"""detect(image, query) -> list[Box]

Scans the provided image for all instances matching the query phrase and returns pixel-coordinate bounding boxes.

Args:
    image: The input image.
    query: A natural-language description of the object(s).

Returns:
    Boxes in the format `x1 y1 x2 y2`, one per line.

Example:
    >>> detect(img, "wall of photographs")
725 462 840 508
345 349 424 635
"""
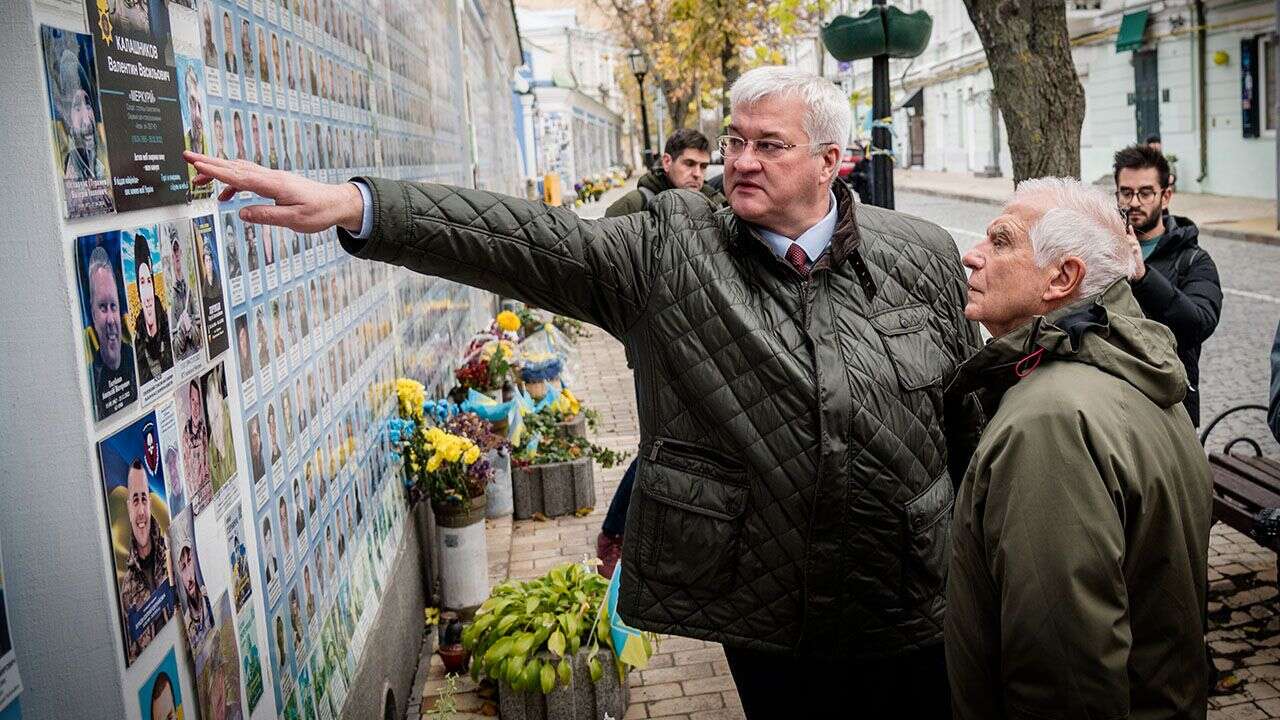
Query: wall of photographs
10 0 522 718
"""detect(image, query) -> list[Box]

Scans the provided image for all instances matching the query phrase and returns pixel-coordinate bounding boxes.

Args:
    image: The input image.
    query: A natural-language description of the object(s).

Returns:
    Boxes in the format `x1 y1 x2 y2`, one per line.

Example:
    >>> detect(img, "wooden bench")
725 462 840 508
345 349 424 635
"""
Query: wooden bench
1201 404 1280 571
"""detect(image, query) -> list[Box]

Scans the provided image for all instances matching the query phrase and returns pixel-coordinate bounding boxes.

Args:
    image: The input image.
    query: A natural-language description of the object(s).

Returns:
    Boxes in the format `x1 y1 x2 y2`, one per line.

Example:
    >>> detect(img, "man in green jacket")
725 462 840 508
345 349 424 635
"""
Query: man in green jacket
187 65 982 717
604 128 725 217
946 177 1212 720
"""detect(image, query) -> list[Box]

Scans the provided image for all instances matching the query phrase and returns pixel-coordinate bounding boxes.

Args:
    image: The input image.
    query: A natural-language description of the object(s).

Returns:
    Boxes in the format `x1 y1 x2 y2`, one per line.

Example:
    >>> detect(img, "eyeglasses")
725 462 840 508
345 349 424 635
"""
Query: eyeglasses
717 135 835 160
1115 186 1164 203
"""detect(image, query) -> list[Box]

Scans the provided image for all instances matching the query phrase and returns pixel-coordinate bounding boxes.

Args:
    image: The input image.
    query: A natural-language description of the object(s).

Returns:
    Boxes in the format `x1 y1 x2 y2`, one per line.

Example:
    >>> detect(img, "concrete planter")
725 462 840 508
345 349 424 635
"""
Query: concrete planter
498 647 630 720
432 495 489 614
512 457 595 520
557 413 586 439
485 449 513 518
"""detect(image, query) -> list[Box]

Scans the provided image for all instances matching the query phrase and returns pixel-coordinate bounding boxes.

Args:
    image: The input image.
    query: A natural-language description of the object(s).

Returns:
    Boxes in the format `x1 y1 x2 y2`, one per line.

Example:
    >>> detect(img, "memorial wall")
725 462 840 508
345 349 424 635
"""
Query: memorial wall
0 0 521 717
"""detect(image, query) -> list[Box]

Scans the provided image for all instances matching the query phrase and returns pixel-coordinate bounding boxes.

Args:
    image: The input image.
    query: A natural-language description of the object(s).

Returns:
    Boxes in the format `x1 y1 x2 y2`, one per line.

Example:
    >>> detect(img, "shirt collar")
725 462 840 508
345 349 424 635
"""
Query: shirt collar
755 189 839 262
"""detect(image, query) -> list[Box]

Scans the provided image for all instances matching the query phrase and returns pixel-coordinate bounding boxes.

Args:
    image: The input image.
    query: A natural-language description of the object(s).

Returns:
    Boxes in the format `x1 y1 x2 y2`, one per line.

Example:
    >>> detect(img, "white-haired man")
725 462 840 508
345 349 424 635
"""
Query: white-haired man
945 178 1212 720
185 65 981 716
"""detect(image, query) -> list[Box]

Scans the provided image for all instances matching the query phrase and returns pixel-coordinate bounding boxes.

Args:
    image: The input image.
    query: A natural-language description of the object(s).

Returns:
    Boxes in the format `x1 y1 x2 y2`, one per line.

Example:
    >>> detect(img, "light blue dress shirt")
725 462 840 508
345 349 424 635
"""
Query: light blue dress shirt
352 183 839 261
754 189 838 264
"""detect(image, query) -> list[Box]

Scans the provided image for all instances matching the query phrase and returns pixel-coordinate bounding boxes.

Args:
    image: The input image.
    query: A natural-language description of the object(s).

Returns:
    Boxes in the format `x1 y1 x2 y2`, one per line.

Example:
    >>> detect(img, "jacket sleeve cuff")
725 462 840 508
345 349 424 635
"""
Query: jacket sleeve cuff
1130 265 1177 309
337 176 409 264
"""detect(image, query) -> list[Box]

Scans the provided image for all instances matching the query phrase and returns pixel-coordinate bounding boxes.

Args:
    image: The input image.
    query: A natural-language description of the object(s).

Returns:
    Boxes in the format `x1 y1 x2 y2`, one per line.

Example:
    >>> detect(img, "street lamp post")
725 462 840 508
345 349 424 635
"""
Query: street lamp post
627 49 654 169
870 0 895 209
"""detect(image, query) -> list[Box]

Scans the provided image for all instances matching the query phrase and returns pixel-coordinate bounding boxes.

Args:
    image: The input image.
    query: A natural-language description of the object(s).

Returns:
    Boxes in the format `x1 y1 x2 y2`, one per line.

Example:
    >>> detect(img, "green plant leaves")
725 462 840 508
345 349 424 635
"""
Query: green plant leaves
548 630 566 658
540 662 556 694
557 658 572 687
588 657 603 682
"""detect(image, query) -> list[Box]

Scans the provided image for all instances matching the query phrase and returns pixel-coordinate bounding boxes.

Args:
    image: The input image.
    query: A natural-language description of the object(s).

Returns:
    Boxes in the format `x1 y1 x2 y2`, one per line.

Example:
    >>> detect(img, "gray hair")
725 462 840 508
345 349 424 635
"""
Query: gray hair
88 245 115 283
1009 177 1135 297
728 66 851 156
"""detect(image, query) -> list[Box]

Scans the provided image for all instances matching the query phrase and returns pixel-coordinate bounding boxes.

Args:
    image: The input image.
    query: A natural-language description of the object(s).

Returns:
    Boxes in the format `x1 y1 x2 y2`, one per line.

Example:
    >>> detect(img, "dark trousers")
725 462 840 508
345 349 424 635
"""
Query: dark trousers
601 458 637 537
722 642 951 719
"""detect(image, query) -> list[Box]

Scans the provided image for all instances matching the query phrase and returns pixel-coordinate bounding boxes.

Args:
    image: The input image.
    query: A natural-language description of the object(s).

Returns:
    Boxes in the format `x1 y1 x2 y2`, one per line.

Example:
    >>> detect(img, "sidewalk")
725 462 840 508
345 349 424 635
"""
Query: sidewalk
894 168 1280 246
572 177 638 221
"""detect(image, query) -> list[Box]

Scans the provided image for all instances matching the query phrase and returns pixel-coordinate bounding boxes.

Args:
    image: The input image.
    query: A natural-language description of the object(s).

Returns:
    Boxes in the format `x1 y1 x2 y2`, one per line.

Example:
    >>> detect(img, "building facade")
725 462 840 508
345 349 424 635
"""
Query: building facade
786 0 1277 199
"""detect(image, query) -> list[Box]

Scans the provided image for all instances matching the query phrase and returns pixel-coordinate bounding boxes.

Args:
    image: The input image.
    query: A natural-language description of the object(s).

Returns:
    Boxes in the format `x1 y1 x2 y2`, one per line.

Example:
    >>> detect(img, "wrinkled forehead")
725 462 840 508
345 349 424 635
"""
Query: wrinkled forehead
992 197 1046 236
728 95 808 140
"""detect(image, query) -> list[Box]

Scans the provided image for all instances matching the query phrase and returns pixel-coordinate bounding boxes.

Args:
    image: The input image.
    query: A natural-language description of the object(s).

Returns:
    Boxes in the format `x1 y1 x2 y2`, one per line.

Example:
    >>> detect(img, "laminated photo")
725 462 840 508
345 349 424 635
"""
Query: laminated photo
175 54 213 199
192 214 229 358
248 412 268 507
160 219 205 370
236 609 265 712
156 402 188 516
194 593 244 720
260 514 281 605
122 226 176 405
224 509 253 612
137 647 183 720
40 26 114 218
203 362 239 503
75 231 138 421
176 374 213 515
97 411 175 666
234 312 256 406
169 507 215 650
222 212 245 307
0 534 21 712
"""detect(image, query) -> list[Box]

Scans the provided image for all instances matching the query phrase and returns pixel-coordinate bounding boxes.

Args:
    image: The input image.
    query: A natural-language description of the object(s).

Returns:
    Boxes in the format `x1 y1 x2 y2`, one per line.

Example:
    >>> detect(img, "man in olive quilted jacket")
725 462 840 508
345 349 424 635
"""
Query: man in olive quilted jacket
187 66 982 717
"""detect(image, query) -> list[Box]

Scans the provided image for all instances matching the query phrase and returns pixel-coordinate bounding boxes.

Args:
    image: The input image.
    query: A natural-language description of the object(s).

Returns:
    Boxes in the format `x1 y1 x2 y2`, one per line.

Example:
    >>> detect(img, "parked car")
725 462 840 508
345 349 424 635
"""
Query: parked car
838 143 866 180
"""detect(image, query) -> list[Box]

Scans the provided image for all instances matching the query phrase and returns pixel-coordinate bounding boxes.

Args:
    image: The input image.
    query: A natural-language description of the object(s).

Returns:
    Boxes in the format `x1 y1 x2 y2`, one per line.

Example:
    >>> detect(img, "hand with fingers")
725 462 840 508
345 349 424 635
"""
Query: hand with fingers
1123 222 1146 281
185 151 364 234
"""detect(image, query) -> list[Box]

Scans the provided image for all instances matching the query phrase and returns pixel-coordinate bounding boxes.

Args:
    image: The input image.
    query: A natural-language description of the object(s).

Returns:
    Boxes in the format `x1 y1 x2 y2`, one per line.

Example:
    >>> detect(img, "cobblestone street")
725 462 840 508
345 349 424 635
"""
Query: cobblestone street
416 189 1280 719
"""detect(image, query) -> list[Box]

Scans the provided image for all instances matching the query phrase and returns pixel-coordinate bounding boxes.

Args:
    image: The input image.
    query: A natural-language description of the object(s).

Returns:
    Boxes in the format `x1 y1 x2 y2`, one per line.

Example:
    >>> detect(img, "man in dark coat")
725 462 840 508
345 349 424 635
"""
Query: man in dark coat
1114 143 1222 425
604 128 725 217
186 65 982 718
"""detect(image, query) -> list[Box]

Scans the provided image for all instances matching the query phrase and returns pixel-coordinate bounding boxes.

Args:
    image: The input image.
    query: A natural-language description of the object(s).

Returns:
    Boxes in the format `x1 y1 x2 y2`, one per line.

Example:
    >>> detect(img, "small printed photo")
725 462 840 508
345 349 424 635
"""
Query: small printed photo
262 223 276 267
200 0 218 67
266 399 283 466
234 313 254 381
266 115 279 170
176 374 213 513
236 609 265 712
224 509 253 612
245 221 261 273
231 109 247 160
75 231 138 421
247 413 266 484
169 508 215 649
220 9 238 74
255 305 271 373
192 214 229 357
249 111 264 166
271 299 286 358
239 16 255 79
176 55 212 199
137 647 184 720
211 107 228 159
255 26 269 84
122 226 175 396
160 220 204 364
193 593 244 720
278 493 294 560
261 515 279 586
203 362 238 496
97 411 175 666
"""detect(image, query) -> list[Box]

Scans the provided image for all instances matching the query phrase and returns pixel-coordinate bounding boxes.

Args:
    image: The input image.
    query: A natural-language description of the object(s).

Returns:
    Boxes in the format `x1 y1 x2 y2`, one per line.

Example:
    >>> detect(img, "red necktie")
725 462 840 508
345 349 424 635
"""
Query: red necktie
785 242 809 276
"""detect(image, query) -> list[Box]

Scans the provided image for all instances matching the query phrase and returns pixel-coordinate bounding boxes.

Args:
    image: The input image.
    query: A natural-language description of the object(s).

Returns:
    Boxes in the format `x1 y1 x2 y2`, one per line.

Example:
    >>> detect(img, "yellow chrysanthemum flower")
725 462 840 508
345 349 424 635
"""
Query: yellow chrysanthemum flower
463 446 481 465
442 443 463 463
496 311 521 332
426 454 443 472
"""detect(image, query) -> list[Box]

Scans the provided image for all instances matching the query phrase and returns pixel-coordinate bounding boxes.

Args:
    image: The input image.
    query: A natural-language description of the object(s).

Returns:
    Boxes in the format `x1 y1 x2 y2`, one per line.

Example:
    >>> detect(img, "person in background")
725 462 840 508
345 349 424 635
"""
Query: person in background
1114 144 1222 425
604 128 725 216
946 177 1211 720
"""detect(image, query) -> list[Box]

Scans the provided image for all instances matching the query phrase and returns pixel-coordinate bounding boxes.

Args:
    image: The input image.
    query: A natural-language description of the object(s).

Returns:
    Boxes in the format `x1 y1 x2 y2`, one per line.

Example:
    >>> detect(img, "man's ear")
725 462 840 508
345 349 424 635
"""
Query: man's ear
819 145 841 184
1044 256 1086 303
661 153 674 173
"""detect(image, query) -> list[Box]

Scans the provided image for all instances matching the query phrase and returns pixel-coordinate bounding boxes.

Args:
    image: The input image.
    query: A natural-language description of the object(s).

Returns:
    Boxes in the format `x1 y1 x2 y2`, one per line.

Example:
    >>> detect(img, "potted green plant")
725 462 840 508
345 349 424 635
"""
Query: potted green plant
461 562 651 720
509 410 627 520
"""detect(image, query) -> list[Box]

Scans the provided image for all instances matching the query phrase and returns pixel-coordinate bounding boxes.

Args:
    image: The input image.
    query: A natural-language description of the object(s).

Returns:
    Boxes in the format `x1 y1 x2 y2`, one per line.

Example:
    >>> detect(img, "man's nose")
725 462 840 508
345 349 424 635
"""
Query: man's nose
962 249 983 271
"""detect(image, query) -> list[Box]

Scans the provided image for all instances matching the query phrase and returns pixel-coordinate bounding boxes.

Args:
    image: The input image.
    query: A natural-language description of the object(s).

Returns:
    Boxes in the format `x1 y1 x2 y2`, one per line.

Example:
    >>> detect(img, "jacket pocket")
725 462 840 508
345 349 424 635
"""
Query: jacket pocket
636 438 749 590
902 471 955 606
868 304 949 391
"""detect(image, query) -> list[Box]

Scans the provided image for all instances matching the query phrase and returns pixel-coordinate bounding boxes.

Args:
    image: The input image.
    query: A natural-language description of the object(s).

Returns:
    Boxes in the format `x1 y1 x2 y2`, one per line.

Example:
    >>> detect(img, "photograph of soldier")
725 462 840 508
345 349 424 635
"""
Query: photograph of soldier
255 306 271 372
178 376 212 504
193 214 229 356
235 313 253 381
161 220 204 363
211 109 227 160
97 410 175 666
256 26 269 84
282 385 297 449
40 27 113 218
169 508 215 649
278 495 293 559
303 563 315 621
263 223 276 268
250 112 263 166
176 58 212 199
288 587 303 648
124 228 175 393
245 222 261 275
304 459 317 518
270 32 282 90
137 648 184 720
76 232 138 420
221 10 237 74
105 0 156 45
232 110 246 161
281 118 293 171
224 510 252 611
239 17 254 80
272 300 286 358
273 613 287 673
247 413 266 484
297 286 310 340
261 517 278 585
204 363 237 496
200 0 217 67
292 476 307 538
266 399 283 465
193 593 244 720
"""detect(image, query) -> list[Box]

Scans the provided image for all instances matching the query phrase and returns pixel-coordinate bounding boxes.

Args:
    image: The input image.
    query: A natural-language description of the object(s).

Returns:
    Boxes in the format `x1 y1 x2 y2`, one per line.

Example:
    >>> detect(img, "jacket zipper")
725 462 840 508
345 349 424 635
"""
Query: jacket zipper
647 437 745 471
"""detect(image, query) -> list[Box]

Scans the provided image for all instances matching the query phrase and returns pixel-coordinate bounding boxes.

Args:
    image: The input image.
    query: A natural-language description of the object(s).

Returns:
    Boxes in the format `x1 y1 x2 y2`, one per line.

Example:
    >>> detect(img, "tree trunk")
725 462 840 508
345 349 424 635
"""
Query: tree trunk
962 0 1085 184
658 77 691 129
720 31 737 118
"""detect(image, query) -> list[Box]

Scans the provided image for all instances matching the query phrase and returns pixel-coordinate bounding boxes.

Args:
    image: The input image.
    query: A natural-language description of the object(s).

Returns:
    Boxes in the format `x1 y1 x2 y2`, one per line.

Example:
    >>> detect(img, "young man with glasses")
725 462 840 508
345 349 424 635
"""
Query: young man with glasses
1114 143 1222 425
184 65 981 717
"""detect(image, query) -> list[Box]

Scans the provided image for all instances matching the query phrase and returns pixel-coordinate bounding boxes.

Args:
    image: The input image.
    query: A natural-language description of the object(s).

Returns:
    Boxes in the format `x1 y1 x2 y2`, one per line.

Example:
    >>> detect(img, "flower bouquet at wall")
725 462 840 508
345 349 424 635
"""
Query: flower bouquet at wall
461 562 653 719
454 339 515 402
395 378 491 519
446 411 515 519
